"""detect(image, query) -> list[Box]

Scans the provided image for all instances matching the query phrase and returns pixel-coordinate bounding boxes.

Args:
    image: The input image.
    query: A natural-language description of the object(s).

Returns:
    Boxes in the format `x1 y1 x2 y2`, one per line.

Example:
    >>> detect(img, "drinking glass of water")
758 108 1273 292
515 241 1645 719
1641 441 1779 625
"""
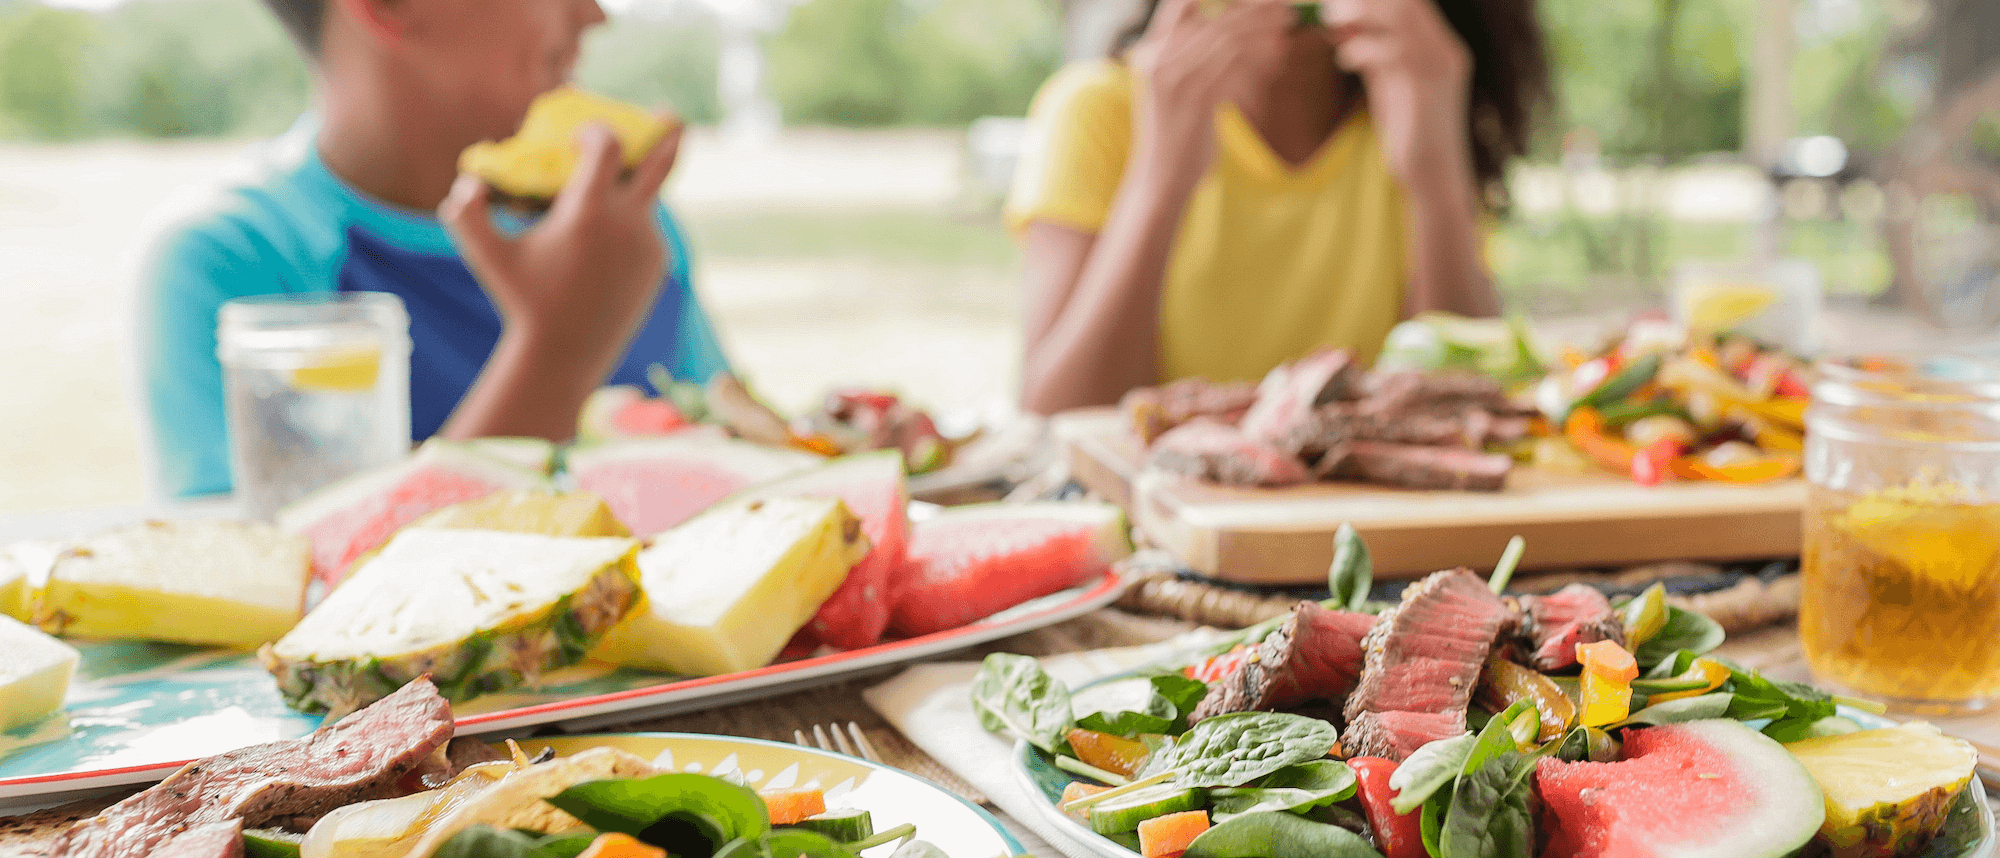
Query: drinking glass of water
217 292 411 520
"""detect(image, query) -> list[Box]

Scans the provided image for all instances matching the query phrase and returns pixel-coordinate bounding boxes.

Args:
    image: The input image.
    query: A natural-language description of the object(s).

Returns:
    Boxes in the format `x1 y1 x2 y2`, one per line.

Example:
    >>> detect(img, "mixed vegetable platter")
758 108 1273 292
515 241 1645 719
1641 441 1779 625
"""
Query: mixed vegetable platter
972 527 1989 858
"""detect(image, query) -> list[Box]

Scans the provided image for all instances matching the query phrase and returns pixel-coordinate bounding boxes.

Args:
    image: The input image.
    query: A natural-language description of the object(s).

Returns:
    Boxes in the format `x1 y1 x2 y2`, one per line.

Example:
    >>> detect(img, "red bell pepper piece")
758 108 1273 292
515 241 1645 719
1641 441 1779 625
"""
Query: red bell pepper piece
1349 756 1427 858
1631 437 1684 487
1182 646 1252 685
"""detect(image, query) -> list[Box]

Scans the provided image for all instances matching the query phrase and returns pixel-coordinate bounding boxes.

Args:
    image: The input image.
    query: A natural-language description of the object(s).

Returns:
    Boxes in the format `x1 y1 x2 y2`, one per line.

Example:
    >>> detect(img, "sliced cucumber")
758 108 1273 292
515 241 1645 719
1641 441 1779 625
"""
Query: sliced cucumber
1089 784 1206 835
788 809 874 842
242 828 304 858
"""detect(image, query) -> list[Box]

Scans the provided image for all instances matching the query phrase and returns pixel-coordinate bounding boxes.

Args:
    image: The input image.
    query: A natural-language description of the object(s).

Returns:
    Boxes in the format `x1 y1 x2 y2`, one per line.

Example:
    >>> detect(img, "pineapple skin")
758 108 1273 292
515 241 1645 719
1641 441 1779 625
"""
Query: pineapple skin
1790 724 1978 858
258 556 641 717
1817 781 1969 858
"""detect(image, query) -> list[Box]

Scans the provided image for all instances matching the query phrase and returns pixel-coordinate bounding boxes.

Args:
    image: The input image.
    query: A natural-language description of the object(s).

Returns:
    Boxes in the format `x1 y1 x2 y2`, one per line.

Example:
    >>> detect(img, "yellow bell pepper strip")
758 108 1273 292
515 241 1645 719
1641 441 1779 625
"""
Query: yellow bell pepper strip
1067 729 1152 780
1669 454 1801 483
1648 657 1733 703
1577 641 1639 726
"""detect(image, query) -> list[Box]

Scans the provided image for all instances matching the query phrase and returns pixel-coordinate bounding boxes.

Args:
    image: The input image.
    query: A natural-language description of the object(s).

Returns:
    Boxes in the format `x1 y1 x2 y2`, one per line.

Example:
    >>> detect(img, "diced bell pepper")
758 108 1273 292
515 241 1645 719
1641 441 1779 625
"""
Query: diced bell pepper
1067 729 1152 779
1580 669 1633 727
1649 657 1732 703
1577 640 1639 683
1476 659 1577 742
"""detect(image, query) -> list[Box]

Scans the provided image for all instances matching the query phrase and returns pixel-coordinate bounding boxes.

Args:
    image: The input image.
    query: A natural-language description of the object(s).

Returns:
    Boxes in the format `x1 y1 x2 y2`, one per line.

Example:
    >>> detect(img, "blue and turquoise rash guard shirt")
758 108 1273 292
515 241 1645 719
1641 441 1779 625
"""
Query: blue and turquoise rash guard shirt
142 125 730 498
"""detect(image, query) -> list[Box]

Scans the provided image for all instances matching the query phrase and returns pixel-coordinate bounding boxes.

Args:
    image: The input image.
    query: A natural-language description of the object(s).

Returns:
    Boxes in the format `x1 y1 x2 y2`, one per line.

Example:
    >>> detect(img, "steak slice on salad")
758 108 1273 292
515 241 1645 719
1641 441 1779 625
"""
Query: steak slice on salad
146 820 243 858
1343 569 1517 761
1514 583 1626 671
1190 601 1376 723
53 678 454 858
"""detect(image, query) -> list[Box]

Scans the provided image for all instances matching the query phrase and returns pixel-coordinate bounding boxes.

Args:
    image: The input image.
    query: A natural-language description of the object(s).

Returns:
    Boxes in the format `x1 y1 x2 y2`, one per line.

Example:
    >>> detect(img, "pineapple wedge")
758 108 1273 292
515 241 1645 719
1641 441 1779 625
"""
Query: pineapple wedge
591 497 869 677
1787 722 1979 858
408 490 631 538
459 86 675 203
29 520 309 647
0 615 79 731
261 530 642 717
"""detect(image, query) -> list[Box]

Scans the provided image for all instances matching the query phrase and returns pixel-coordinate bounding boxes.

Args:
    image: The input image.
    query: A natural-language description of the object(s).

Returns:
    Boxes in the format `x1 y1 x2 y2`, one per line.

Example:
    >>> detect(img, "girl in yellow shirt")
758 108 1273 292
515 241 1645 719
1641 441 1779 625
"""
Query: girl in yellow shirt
1007 0 1547 413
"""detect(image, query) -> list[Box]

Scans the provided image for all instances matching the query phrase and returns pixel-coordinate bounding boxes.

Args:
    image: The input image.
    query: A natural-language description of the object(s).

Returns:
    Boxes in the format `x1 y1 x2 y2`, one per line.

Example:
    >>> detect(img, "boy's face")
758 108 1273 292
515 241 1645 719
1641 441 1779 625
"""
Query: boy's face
395 0 607 142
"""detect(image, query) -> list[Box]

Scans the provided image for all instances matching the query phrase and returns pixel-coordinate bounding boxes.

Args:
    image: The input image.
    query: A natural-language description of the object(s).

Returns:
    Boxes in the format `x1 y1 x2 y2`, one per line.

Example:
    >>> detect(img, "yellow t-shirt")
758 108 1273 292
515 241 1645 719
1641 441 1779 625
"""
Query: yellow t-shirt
1006 60 1408 383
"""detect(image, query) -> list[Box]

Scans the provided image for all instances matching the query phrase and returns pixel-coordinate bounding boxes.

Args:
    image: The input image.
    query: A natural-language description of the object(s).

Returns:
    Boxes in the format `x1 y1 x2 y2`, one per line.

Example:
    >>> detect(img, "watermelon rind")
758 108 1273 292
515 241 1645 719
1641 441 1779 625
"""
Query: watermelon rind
275 439 553 534
463 437 559 475
1541 719 1825 858
564 435 826 536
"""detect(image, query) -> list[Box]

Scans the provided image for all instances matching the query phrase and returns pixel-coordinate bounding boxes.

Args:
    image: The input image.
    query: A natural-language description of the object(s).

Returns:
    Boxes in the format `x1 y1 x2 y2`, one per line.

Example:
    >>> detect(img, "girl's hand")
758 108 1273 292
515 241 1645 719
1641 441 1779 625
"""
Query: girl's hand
1324 0 1474 184
1129 0 1293 170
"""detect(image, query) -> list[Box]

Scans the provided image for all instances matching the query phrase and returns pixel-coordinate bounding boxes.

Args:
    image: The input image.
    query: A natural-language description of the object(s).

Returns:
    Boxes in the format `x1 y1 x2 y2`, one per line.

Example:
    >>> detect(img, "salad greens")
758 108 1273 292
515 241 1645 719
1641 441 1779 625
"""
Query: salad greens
427 771 942 858
1207 760 1357 819
970 653 1076 754
1183 811 1380 858
1139 712 1340 788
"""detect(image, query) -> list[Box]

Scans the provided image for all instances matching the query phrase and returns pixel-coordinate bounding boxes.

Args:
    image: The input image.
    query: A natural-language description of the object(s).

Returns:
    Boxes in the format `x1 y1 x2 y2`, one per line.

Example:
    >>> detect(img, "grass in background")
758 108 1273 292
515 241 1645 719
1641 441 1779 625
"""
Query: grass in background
683 208 1020 269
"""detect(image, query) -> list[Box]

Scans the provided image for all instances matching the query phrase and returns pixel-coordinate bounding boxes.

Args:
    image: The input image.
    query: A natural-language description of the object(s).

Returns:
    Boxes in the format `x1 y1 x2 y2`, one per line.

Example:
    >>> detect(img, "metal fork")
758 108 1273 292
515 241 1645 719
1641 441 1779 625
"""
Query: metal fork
794 721 990 805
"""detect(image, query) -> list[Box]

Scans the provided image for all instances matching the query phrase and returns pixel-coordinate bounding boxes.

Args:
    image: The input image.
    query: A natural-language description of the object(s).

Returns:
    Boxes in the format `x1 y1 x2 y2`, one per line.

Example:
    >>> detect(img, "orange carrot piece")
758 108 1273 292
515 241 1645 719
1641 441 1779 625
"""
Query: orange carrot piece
578 832 667 858
1576 640 1639 683
1137 810 1211 858
759 787 828 826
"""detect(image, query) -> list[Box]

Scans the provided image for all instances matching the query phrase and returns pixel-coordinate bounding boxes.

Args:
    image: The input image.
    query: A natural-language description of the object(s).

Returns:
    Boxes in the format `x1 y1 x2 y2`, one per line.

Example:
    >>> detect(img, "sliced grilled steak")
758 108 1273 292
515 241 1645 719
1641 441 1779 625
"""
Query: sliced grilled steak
53 678 454 858
1343 569 1516 761
1343 710 1468 761
1238 348 1359 447
1286 403 1521 457
1333 441 1513 491
1517 584 1626 671
148 820 242 858
1190 602 1376 722
1122 378 1259 446
1148 418 1311 487
1363 371 1511 413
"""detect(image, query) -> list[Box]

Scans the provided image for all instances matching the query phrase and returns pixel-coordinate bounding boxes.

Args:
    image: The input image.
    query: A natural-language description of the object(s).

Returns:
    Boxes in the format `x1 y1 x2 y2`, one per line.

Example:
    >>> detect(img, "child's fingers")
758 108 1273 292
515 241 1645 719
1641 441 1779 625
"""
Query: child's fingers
626 120 685 203
555 122 624 215
438 173 512 270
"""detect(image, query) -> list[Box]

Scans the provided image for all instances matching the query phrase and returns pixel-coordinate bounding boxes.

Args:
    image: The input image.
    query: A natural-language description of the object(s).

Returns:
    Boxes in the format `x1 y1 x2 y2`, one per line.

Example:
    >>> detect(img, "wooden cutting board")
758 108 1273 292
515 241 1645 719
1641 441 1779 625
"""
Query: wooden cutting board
1056 408 1806 584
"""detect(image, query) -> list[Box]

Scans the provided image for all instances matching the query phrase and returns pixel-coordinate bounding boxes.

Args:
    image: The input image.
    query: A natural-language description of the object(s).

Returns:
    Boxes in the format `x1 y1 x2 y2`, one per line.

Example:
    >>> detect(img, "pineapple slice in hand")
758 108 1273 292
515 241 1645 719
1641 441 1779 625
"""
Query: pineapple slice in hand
1787 723 1979 858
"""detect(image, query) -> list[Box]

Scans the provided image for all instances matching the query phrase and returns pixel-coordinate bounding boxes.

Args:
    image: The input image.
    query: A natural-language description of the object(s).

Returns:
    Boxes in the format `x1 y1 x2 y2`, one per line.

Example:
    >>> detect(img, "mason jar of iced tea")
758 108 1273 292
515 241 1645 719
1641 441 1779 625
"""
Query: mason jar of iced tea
1800 354 2000 714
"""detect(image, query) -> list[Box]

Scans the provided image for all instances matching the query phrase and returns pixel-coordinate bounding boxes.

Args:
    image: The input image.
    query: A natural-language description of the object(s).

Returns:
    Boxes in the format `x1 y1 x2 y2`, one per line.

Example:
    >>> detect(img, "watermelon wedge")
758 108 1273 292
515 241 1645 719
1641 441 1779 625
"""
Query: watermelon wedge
1537 719 1824 858
277 440 552 590
732 451 909 650
888 501 1131 638
566 436 823 538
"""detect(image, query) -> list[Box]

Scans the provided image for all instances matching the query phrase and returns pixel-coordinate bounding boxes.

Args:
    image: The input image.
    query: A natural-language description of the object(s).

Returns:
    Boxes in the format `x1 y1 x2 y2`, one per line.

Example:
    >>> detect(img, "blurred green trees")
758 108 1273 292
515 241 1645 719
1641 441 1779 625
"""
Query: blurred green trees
0 0 1922 156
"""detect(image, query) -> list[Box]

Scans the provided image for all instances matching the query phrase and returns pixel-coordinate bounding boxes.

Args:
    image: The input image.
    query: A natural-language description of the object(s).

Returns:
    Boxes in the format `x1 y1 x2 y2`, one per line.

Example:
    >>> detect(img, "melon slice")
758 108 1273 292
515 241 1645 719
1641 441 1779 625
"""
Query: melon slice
731 451 909 650
888 501 1131 638
578 384 692 442
30 520 310 648
1537 719 1825 858
566 436 823 538
0 615 79 731
589 496 869 676
278 440 553 590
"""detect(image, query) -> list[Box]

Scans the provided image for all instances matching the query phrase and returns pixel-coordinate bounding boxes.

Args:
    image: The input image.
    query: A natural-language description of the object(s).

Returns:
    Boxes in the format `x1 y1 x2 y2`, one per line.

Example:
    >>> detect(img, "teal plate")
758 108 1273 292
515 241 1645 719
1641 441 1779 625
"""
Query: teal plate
1009 693 1996 858
0 574 1124 809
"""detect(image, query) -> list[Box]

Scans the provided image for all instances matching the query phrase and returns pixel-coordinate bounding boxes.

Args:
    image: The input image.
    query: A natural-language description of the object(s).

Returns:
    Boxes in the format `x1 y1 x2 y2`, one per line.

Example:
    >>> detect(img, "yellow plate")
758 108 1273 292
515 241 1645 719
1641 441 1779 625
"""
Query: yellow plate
513 733 1021 858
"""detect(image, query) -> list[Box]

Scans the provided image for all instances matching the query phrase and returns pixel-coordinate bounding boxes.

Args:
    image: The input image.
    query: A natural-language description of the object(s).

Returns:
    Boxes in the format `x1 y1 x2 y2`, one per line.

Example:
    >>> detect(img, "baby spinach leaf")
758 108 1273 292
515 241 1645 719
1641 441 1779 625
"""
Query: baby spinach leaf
1077 710 1175 737
1151 674 1210 726
430 826 596 858
1388 733 1476 814
1632 607 1724 671
1722 666 1835 738
1464 701 1534 775
1208 760 1356 819
1614 692 1733 727
1329 523 1373 612
969 653 1076 754
1184 811 1383 858
1439 752 1539 858
546 773 769 846
1551 726 1619 763
1141 712 1339 788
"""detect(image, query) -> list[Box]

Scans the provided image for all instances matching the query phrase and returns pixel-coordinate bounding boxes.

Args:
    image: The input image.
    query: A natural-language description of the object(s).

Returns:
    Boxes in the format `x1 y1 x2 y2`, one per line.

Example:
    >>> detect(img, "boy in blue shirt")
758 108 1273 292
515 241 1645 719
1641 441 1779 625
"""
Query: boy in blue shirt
142 0 728 498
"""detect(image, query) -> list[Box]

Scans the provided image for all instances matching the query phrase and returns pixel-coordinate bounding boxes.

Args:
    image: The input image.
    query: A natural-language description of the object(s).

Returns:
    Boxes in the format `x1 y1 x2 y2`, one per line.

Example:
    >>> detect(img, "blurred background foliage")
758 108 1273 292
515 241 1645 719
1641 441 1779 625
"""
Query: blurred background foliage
0 0 1908 153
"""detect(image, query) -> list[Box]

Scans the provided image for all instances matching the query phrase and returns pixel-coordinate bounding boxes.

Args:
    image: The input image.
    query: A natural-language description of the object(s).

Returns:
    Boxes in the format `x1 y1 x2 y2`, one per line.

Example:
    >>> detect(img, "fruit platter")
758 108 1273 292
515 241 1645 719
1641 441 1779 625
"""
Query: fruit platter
0 433 1132 804
973 529 1994 858
5 677 1022 857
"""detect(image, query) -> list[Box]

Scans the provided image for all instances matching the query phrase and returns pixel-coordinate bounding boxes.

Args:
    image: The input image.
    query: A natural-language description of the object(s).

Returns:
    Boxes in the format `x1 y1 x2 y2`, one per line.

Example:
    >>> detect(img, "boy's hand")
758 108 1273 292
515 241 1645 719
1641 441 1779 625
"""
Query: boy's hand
440 118 685 359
